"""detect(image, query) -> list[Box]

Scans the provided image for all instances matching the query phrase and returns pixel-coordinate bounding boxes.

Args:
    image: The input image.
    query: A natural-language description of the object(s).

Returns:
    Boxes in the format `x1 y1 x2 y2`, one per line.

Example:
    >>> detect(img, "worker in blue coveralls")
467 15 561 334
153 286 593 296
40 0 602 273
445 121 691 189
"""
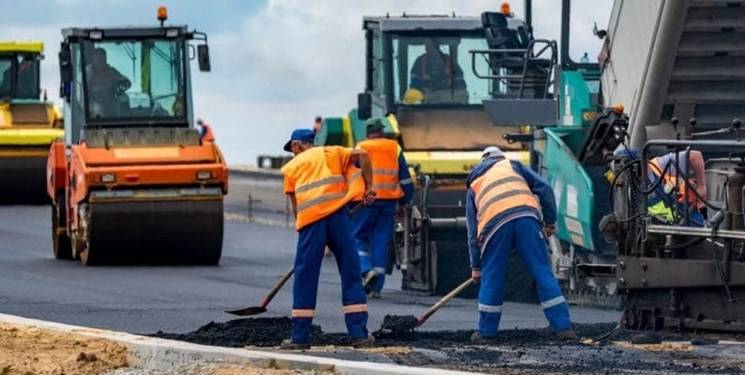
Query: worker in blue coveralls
280 128 376 349
466 146 576 342
353 118 414 298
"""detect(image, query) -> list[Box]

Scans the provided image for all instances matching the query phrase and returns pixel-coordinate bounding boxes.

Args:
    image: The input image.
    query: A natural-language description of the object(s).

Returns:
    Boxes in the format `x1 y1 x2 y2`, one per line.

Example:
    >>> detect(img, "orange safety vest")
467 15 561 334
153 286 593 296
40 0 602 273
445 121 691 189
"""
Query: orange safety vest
357 138 404 200
281 146 353 230
470 159 540 238
649 157 702 209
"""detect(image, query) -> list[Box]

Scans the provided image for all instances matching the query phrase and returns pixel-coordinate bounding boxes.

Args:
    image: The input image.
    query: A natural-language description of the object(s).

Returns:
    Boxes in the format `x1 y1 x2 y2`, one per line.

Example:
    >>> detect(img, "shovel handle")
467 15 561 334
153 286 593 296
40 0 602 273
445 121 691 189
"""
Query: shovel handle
418 278 475 326
261 267 295 308
349 202 365 215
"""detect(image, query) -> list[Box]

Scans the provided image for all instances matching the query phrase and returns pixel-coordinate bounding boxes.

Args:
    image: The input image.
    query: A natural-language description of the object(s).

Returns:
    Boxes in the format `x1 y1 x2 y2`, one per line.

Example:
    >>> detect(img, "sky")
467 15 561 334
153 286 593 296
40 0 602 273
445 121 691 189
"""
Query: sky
0 0 612 165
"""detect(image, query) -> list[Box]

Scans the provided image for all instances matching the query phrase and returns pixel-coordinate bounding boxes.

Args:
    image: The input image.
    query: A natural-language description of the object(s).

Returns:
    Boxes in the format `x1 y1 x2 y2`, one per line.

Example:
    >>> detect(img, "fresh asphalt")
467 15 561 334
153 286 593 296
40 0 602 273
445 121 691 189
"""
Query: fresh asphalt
0 175 619 335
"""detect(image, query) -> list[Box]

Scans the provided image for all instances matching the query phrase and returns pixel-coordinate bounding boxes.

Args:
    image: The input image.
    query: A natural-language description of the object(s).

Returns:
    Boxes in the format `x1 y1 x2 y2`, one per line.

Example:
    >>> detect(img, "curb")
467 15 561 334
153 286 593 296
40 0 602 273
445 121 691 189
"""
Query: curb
0 313 478 375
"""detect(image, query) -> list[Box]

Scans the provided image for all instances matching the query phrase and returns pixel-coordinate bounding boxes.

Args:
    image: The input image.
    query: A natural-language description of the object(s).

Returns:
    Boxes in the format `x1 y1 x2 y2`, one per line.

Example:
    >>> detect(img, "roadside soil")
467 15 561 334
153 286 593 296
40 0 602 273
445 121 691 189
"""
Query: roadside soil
0 322 128 375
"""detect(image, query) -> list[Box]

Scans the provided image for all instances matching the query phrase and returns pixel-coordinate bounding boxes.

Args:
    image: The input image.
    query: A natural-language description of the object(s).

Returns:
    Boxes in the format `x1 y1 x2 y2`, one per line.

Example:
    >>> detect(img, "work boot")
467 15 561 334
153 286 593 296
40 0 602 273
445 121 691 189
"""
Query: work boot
470 331 499 344
557 329 578 341
351 335 376 348
280 339 311 350
367 291 381 299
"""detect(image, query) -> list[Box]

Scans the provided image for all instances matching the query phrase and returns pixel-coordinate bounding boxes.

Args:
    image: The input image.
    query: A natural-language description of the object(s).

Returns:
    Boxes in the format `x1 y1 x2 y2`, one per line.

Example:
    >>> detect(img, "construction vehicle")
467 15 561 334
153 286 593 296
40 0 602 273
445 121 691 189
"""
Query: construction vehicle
514 0 745 331
316 5 559 296
47 7 228 265
0 41 63 201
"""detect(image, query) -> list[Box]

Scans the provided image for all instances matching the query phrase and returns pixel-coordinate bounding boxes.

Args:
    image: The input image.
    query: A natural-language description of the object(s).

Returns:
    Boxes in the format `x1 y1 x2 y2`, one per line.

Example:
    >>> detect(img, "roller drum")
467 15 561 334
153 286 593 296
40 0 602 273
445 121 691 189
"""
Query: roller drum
80 190 223 265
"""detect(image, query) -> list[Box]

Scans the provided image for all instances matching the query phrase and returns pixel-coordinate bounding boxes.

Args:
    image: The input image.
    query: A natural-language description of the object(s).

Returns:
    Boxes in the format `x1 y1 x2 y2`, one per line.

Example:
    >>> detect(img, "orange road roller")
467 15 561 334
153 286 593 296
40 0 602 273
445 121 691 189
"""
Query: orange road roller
47 8 228 265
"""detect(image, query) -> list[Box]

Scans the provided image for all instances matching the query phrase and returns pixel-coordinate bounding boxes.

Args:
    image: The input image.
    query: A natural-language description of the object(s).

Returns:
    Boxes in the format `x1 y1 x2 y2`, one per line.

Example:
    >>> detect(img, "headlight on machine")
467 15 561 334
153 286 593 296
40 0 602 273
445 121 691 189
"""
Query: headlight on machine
196 171 212 180
100 173 116 183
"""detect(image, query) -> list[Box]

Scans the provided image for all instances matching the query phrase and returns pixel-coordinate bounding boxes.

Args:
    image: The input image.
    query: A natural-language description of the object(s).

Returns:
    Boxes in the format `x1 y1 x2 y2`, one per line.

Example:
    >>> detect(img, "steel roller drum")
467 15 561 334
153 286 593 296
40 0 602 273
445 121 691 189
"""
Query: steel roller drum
0 156 48 203
82 188 224 265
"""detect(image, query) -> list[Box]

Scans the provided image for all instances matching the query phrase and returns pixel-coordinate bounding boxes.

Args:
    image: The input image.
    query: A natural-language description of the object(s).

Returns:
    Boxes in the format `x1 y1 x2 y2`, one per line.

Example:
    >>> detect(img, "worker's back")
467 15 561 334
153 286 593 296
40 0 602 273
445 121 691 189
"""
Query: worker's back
282 146 352 229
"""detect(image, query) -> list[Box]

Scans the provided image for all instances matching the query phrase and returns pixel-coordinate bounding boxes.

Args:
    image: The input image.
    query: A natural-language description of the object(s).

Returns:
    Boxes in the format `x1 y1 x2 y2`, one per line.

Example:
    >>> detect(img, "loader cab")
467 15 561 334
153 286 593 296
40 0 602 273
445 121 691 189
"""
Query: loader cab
58 25 210 145
0 42 42 101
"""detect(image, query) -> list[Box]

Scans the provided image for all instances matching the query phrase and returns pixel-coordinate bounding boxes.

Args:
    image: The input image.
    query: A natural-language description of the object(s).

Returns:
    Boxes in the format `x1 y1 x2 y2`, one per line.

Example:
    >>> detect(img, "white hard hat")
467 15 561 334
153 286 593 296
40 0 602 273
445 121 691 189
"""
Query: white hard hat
482 146 504 159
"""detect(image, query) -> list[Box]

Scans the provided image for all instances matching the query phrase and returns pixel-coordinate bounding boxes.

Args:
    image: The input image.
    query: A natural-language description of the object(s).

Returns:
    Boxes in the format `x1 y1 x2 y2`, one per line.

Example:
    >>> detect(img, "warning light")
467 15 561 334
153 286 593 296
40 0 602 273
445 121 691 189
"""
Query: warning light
157 6 168 23
613 103 625 115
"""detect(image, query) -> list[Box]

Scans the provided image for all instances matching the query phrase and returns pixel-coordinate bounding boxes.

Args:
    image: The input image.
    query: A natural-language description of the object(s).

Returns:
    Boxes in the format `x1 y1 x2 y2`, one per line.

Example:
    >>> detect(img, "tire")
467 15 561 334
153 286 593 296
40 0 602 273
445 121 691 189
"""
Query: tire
51 194 73 260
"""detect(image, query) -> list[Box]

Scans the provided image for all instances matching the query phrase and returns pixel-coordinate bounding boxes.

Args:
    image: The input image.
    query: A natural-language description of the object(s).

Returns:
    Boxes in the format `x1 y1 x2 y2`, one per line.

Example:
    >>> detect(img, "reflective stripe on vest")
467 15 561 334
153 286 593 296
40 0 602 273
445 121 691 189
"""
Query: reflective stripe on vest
471 159 539 238
281 147 352 230
358 138 403 200
345 167 364 202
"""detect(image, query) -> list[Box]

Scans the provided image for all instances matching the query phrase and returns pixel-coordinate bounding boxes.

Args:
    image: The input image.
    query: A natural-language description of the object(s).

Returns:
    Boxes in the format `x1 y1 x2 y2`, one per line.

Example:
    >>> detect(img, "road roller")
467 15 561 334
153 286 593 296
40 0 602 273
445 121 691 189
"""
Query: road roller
47 7 228 265
0 41 63 202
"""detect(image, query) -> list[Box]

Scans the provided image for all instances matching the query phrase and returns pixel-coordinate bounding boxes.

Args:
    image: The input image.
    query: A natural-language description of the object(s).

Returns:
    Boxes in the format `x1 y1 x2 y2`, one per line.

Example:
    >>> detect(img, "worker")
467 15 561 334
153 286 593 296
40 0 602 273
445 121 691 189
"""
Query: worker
352 118 414 298
647 150 707 226
409 39 467 103
280 128 376 349
313 116 323 134
614 147 707 226
467 146 575 343
86 48 131 117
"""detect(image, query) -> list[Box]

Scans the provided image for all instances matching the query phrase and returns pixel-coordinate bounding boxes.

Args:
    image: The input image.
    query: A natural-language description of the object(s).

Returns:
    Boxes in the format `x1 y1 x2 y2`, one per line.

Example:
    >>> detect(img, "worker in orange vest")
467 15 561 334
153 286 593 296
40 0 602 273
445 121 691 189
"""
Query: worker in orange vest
352 118 413 298
280 128 376 349
467 146 575 343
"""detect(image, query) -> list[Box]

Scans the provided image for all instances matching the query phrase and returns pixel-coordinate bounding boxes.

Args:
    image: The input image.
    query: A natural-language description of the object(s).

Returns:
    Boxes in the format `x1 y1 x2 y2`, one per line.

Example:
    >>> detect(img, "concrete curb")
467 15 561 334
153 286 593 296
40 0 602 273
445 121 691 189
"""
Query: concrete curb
229 165 282 180
0 313 478 375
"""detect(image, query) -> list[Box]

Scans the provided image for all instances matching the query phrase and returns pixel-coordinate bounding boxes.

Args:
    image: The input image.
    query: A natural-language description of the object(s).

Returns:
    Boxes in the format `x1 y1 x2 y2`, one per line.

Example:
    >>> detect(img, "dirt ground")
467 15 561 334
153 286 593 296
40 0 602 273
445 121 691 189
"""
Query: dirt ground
0 322 128 375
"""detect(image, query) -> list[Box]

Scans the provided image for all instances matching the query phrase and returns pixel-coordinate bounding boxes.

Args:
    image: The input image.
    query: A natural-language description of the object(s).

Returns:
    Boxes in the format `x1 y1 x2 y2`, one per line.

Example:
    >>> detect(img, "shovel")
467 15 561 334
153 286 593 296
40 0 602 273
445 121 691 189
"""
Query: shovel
226 267 294 316
382 278 475 332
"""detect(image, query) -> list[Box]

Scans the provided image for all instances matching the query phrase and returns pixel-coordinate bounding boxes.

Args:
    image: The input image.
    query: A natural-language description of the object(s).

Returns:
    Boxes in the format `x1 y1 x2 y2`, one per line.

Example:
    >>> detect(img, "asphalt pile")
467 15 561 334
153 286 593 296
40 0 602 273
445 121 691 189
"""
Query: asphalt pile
154 317 321 347
153 317 617 348
152 318 745 374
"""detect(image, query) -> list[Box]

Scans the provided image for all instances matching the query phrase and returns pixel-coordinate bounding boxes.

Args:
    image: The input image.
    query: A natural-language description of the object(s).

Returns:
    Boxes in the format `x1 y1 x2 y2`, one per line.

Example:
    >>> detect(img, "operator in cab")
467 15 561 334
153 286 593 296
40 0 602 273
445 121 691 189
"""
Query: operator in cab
647 150 707 226
86 48 131 117
279 128 376 350
352 118 414 299
409 39 467 104
466 146 575 343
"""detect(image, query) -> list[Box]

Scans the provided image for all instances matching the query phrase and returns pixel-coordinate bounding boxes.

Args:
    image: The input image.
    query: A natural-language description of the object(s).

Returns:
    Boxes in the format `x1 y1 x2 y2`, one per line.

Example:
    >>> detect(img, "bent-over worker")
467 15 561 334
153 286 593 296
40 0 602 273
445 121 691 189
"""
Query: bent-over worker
280 128 376 349
466 146 575 342
352 118 414 298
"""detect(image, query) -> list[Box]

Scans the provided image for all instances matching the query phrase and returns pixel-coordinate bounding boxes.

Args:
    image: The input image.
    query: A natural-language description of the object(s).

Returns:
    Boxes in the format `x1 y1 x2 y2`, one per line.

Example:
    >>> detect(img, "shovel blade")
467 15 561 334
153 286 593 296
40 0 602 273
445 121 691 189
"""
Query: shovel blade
381 315 419 332
225 306 267 316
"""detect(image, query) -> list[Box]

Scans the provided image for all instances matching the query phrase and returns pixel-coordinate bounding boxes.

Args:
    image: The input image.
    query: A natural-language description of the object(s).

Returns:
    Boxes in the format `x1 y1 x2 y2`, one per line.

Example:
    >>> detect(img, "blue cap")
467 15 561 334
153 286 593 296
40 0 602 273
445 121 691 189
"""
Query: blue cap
284 128 315 152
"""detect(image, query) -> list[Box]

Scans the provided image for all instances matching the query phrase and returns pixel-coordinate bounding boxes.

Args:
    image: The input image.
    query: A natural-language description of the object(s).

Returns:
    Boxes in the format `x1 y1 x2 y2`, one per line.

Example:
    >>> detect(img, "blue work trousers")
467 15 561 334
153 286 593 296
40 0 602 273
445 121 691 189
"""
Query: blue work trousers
478 217 571 337
292 207 368 343
351 200 396 292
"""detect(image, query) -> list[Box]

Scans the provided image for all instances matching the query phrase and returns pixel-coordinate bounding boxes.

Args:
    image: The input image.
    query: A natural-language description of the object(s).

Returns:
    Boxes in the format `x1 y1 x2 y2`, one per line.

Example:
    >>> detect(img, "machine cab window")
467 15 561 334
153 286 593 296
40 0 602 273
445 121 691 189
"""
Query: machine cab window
0 52 40 100
81 38 186 122
392 35 490 106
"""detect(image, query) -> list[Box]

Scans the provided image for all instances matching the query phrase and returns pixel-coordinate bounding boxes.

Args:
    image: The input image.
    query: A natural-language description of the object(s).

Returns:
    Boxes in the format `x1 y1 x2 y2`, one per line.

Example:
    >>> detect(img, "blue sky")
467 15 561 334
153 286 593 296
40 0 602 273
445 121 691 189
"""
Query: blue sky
1 0 611 164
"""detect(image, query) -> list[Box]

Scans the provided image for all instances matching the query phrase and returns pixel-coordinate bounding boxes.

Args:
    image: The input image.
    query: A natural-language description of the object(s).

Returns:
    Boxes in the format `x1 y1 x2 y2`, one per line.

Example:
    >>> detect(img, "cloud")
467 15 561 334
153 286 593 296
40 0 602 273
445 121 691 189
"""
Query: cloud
0 0 612 164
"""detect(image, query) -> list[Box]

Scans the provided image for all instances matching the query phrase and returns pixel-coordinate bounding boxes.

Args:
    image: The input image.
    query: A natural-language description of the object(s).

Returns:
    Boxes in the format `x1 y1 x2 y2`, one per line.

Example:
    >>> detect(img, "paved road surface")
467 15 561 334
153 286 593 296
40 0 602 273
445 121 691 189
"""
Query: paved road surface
0 175 618 335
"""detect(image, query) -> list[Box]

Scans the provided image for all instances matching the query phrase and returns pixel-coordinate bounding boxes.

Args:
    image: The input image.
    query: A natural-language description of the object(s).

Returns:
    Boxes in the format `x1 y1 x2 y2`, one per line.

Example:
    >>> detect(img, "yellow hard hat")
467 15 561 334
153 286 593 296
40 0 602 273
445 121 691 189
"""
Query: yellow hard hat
402 88 424 104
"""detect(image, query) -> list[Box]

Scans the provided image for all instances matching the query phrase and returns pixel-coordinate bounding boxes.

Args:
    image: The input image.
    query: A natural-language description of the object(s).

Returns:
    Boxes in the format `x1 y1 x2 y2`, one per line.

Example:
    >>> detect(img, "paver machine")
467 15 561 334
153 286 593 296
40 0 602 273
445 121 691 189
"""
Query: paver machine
47 7 228 265
508 0 745 330
0 41 63 201
317 4 563 297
